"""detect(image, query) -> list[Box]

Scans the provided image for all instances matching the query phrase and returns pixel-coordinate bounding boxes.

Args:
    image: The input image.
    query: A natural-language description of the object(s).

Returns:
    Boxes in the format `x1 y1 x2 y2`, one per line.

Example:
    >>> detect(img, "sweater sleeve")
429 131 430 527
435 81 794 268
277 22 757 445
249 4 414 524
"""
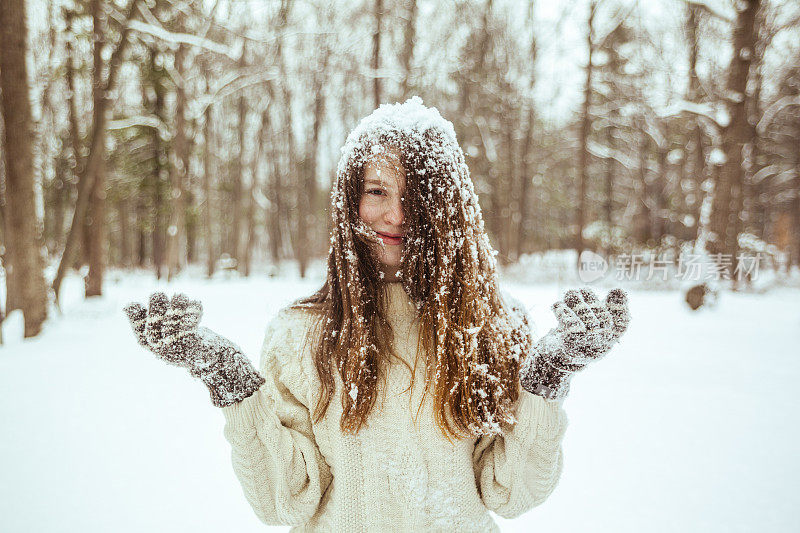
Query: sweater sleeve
472 391 568 519
221 309 332 526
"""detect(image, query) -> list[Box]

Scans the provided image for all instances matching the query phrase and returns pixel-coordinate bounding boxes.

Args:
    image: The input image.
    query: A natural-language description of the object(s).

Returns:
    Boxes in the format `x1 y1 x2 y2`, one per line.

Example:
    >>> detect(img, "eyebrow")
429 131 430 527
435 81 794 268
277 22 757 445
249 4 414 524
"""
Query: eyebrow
364 179 388 186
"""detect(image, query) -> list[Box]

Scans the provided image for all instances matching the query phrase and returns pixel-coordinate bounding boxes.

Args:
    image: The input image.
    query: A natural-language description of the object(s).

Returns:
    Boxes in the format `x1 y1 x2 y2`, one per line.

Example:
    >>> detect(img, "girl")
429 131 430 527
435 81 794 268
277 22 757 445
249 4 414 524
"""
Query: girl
124 97 630 532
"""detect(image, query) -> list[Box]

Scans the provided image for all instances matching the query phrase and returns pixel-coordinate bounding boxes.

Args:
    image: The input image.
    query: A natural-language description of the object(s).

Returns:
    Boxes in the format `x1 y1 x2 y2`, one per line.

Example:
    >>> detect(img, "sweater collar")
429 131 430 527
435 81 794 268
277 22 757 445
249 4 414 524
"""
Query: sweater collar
382 282 419 325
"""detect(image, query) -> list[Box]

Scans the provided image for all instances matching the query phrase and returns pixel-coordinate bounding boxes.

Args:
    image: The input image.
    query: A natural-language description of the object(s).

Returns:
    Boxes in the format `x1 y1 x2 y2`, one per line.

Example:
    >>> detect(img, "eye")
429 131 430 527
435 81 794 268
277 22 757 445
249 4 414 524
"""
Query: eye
366 188 386 196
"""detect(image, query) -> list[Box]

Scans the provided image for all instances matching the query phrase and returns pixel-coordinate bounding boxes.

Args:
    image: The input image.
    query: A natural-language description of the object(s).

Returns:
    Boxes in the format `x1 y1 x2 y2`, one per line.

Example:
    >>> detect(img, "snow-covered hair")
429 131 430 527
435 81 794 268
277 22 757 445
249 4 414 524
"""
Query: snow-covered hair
296 97 528 439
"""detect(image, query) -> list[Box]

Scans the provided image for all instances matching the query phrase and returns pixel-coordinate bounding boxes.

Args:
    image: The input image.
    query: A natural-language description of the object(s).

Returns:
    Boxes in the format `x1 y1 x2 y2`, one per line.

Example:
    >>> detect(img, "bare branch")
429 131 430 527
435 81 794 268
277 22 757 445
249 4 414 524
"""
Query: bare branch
681 0 735 23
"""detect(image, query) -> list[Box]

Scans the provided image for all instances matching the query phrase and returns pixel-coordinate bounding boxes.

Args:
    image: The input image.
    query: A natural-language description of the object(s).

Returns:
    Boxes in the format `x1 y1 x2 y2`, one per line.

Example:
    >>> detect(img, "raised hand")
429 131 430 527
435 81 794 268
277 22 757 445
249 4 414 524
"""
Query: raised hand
125 292 206 371
547 288 630 366
124 292 265 407
520 287 631 401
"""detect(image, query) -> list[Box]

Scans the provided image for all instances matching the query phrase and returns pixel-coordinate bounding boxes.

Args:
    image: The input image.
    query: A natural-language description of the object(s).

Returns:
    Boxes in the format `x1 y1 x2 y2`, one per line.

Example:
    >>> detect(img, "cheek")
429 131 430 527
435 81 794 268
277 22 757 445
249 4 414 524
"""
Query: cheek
359 197 378 223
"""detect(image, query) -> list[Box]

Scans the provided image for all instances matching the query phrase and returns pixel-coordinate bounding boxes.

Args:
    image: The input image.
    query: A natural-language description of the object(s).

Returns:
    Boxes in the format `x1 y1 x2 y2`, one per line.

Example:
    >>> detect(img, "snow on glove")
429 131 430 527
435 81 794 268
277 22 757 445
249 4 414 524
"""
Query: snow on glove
520 288 630 401
123 292 265 408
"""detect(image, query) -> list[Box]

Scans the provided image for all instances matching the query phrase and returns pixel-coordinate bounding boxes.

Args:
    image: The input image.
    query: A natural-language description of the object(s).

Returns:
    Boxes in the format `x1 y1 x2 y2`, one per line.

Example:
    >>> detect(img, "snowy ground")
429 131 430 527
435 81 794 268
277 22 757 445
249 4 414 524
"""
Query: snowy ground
1 268 798 532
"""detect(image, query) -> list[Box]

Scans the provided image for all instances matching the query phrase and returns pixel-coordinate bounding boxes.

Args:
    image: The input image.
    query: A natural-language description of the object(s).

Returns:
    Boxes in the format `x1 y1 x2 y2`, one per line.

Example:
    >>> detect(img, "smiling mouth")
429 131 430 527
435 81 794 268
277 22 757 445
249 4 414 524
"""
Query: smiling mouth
376 231 405 244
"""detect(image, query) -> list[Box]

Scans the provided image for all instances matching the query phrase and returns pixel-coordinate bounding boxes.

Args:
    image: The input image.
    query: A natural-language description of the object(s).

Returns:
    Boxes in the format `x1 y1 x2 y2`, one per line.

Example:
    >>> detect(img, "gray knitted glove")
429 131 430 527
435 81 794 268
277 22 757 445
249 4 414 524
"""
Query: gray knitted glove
123 292 265 408
520 288 630 401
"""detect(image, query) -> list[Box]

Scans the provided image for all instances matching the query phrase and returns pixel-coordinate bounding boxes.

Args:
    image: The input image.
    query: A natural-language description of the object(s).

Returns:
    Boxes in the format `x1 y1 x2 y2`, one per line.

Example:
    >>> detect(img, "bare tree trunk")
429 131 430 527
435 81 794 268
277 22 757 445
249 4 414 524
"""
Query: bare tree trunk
654 145 667 243
85 156 106 295
64 11 83 164
203 86 215 278
264 85 282 265
309 81 324 256
635 119 652 244
0 123 5 341
281 82 299 273
399 0 417 100
118 196 131 267
689 126 706 243
603 125 615 255
151 55 166 280
793 144 800 269
372 0 383 108
708 0 761 281
144 48 168 280
0 125 5 256
685 4 707 245
166 14 188 282
0 0 49 337
273 4 302 274
751 68 768 243
265 1 291 267
460 0 494 116
233 46 247 273
267 149 283 264
152 177 165 280
85 0 107 297
517 105 535 259
516 1 538 260
136 193 146 267
51 0 142 302
64 9 87 271
500 125 515 264
244 108 269 277
741 6 767 274
51 145 69 256
38 3 59 259
576 0 596 267
184 118 197 264
295 43 330 275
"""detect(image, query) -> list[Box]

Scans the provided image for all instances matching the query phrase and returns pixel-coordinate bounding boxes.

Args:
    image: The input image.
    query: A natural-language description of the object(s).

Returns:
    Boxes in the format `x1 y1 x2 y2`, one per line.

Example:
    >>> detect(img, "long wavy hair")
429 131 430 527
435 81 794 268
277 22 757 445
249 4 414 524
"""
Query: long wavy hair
294 97 530 441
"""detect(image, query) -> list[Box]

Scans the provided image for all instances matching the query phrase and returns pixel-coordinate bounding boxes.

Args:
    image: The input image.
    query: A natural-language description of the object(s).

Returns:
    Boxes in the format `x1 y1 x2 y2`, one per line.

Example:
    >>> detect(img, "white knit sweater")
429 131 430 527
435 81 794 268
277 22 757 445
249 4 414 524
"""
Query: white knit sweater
221 282 569 532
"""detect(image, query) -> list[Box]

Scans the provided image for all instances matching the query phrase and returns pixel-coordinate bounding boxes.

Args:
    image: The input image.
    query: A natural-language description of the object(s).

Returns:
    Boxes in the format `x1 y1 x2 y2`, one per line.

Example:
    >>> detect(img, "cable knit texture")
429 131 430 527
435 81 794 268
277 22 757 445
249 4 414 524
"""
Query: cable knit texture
221 282 569 532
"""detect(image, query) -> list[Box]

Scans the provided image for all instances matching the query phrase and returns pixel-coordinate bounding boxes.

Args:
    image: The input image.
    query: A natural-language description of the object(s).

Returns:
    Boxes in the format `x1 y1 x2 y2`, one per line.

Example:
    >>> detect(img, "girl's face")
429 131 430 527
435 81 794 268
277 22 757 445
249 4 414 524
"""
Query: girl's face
358 151 407 276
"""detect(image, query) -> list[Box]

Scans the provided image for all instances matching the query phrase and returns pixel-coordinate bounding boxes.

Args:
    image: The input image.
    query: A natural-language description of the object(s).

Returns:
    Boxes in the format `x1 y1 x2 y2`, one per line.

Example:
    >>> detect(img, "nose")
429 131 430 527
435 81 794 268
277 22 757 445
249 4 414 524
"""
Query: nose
385 197 404 227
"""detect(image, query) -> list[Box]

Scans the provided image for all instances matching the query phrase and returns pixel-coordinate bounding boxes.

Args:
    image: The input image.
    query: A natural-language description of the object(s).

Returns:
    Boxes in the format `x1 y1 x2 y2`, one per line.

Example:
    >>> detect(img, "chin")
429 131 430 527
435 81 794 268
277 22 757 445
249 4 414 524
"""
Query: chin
374 246 403 269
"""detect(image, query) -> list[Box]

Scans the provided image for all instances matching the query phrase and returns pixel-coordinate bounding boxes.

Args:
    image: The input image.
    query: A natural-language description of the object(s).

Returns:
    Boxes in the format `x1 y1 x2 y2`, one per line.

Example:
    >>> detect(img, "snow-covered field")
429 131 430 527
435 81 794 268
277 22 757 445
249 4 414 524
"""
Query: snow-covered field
1 269 798 532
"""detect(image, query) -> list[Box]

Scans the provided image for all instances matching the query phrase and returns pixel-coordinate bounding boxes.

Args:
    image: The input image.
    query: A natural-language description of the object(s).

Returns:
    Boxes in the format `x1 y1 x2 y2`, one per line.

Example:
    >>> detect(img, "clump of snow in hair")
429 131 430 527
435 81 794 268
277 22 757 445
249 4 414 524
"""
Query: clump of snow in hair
337 96 461 178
